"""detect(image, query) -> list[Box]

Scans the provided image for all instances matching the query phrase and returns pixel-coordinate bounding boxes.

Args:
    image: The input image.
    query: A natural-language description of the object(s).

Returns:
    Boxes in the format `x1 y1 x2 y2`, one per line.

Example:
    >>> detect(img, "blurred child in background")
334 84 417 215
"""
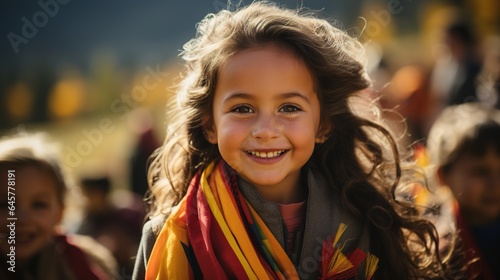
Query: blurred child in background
427 103 500 279
0 133 118 280
77 175 144 276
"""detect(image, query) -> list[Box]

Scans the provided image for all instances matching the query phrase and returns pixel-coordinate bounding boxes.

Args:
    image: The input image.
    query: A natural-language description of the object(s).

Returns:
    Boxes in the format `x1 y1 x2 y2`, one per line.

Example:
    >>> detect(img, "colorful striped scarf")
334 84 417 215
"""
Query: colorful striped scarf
145 161 378 279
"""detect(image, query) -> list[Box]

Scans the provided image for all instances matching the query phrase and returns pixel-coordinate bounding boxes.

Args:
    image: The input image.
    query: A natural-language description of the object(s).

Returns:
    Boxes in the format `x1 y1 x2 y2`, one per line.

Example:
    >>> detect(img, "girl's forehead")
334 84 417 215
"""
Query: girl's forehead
4 165 61 198
215 48 314 96
218 47 310 80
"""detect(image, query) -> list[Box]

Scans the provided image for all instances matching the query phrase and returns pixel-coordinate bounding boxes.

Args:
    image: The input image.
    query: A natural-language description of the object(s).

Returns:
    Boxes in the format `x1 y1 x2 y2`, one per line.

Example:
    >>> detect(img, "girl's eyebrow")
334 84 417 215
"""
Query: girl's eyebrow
278 92 310 102
32 192 55 199
223 92 310 104
223 92 253 104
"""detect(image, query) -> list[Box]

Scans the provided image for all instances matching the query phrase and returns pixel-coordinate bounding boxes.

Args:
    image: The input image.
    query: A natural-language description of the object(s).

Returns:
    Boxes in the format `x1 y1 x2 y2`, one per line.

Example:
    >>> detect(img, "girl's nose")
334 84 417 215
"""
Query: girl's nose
251 113 281 140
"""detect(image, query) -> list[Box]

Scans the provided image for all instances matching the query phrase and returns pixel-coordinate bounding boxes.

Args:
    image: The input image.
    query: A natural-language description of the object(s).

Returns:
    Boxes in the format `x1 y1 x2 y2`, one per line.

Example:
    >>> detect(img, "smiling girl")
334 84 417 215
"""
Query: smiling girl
133 2 456 279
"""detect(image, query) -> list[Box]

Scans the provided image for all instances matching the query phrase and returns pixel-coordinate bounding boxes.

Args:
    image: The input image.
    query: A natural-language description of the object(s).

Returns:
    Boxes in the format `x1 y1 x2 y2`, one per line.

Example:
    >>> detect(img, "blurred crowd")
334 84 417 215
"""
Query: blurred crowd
0 1 499 279
0 122 158 279
371 18 499 142
371 14 500 280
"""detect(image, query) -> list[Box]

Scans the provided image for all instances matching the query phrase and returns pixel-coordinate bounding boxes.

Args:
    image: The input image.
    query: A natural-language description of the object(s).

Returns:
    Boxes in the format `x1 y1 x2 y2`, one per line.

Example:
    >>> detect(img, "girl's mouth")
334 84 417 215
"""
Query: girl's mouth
247 150 287 158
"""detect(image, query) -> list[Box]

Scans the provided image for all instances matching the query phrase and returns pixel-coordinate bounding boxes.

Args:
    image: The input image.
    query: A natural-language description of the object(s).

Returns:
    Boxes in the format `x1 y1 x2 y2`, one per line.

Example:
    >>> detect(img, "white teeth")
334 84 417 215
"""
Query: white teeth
249 150 285 158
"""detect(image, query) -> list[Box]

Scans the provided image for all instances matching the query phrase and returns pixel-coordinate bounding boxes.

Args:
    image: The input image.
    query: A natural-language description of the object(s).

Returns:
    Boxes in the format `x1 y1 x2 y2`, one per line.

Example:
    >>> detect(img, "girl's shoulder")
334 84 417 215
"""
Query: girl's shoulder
150 213 169 238
131 214 168 280
137 214 169 258
57 233 119 279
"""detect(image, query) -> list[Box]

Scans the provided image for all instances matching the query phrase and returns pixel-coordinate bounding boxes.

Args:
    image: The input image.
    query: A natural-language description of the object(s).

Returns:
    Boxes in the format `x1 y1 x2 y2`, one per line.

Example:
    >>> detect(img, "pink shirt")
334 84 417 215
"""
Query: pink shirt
279 201 306 251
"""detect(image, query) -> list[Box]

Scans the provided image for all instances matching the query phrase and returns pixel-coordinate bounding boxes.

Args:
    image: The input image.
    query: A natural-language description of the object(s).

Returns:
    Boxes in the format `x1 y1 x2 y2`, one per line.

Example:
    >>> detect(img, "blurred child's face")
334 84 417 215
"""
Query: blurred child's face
440 147 500 225
205 46 325 202
0 165 63 262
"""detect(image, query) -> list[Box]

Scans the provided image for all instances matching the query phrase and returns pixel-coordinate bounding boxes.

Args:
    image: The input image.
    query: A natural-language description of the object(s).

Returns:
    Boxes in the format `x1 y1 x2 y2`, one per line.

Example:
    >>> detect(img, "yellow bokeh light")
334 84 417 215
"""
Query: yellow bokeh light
48 78 86 119
5 82 34 122
389 66 423 100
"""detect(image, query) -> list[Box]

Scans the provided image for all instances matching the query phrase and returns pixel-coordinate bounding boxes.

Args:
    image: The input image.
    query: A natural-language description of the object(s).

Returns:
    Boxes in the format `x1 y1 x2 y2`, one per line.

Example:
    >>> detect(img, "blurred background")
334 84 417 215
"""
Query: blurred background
1 0 499 277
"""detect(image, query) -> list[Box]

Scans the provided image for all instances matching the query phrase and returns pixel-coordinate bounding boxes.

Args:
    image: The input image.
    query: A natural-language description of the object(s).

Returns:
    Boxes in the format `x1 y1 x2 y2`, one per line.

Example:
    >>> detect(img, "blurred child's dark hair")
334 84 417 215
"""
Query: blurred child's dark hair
427 103 500 173
0 133 69 204
80 176 112 194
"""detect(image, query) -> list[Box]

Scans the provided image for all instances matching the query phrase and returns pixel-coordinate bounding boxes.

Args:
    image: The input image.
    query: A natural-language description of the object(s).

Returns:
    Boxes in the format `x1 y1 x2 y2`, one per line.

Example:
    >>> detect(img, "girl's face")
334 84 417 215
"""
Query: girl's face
205 46 326 203
0 165 63 263
440 147 500 225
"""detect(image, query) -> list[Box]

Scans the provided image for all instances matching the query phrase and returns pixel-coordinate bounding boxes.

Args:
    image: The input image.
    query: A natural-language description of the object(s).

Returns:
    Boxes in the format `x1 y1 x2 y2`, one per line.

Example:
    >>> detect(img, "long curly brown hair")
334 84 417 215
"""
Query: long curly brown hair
147 2 456 278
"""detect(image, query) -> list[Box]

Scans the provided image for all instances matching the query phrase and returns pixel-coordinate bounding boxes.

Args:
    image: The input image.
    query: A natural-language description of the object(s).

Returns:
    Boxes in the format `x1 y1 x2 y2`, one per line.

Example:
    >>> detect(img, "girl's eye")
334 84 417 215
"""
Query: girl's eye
279 104 301 113
230 105 254 114
32 201 49 209
469 167 489 178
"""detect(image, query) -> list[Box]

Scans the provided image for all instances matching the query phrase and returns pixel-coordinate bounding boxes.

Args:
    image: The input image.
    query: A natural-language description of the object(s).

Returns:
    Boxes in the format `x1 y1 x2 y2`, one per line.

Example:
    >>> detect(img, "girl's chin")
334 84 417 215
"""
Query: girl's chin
240 175 285 187
14 248 38 261
13 241 46 261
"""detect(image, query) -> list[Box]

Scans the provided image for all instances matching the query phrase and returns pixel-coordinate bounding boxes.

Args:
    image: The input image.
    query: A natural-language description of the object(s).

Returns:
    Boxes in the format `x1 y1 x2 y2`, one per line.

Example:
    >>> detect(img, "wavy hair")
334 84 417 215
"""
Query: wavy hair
0 133 69 205
147 2 454 278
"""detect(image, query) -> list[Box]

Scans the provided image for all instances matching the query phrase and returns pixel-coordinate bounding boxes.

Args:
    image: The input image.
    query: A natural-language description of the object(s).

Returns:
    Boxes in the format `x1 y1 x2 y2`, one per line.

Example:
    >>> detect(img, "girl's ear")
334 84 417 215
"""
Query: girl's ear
315 122 332 144
202 119 218 144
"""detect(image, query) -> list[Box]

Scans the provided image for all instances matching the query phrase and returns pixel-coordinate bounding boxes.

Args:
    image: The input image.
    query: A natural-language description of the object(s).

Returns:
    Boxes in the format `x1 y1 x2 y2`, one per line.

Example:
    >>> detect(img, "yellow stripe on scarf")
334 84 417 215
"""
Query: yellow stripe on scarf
200 163 262 279
211 166 272 278
247 202 300 280
146 197 191 280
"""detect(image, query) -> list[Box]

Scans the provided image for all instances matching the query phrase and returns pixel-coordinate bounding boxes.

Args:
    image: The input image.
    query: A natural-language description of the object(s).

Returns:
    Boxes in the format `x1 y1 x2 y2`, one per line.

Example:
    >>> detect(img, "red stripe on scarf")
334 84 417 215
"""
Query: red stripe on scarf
230 165 280 278
185 175 226 279
186 168 249 279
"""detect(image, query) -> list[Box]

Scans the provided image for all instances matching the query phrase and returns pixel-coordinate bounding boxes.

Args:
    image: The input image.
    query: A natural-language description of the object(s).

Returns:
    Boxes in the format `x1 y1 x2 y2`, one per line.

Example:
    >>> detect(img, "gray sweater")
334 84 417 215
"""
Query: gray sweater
132 167 370 279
